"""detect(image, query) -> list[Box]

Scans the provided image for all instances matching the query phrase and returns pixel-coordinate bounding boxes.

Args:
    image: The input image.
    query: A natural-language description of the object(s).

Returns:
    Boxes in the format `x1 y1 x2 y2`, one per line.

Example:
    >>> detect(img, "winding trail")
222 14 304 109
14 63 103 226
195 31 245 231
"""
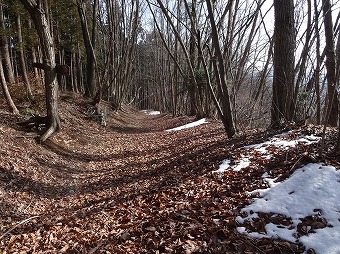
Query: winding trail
1 102 327 253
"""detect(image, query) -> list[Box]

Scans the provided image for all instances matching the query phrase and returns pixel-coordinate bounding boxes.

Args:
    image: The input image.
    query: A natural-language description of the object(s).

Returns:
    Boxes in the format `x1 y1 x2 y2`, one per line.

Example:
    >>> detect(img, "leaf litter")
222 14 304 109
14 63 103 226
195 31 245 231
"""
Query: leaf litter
0 98 339 253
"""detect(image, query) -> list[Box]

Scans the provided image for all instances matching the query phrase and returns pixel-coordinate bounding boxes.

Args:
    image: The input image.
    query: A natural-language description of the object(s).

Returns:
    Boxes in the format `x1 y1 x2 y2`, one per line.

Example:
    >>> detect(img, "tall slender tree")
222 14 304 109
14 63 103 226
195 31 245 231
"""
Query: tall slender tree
16 13 34 102
206 0 235 137
336 25 340 151
0 50 19 114
76 0 98 98
314 0 321 124
0 5 15 84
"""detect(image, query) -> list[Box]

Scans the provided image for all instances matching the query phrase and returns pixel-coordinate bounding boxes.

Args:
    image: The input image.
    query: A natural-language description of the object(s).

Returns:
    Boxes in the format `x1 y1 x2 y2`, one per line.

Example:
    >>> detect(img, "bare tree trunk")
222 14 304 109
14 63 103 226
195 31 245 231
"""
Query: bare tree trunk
0 53 19 114
206 0 235 138
271 0 295 128
293 0 312 119
154 0 203 119
184 0 204 117
16 13 34 102
76 42 84 93
314 0 321 125
19 0 61 142
322 0 339 127
0 5 15 84
197 31 224 122
77 0 97 97
234 1 262 92
172 0 181 116
70 47 78 93
335 9 340 150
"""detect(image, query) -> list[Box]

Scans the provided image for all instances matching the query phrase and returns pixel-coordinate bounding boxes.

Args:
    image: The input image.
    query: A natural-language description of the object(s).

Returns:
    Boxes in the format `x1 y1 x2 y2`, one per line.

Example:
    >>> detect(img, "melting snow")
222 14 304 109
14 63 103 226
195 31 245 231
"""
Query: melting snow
243 135 321 153
214 131 339 253
213 156 250 173
166 118 207 132
142 110 161 115
237 163 340 254
211 131 340 253
232 156 251 171
213 159 231 173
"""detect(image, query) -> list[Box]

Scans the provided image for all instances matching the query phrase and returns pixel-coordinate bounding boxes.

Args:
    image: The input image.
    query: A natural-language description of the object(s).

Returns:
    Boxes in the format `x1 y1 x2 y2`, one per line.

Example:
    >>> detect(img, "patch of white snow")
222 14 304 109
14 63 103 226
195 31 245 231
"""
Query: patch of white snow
243 135 321 154
166 118 207 132
142 110 161 115
237 163 340 254
212 159 231 173
232 157 251 172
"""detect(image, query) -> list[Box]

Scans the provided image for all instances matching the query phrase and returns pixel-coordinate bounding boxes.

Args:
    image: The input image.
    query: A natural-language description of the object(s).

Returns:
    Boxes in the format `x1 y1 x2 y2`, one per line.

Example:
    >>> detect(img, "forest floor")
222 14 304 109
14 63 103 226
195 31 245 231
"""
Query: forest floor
0 89 339 253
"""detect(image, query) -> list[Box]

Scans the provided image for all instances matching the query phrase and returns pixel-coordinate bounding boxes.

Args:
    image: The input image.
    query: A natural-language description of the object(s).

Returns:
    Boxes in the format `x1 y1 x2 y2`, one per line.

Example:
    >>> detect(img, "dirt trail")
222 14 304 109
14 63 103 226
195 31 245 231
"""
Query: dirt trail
1 100 236 252
1 98 330 253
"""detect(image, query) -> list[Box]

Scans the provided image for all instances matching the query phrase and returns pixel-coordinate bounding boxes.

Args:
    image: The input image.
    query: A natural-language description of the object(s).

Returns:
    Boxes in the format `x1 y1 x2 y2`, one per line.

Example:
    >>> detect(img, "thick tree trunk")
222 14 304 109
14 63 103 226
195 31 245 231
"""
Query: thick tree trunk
322 0 339 127
0 6 15 84
271 0 295 128
19 0 61 142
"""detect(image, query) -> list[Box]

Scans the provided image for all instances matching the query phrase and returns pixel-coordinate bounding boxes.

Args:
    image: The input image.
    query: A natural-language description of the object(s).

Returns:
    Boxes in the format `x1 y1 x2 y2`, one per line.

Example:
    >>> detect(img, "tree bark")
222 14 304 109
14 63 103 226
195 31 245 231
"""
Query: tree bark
77 0 97 97
314 0 321 125
19 0 61 142
0 53 19 114
0 5 15 84
271 0 295 128
16 13 34 102
322 0 339 127
206 0 235 138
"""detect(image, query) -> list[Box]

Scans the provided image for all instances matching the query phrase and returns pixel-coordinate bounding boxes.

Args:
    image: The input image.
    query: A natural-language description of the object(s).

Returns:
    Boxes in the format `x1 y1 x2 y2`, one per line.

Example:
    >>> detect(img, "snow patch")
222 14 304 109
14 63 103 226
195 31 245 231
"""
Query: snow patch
213 131 339 252
142 110 161 115
213 157 251 173
243 135 321 154
233 157 251 172
166 118 207 132
213 159 231 173
237 163 340 254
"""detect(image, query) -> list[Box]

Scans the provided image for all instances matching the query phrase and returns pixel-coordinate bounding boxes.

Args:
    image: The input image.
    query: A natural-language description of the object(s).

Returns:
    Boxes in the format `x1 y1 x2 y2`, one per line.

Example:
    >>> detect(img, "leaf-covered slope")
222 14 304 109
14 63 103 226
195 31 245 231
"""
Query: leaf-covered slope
0 95 339 253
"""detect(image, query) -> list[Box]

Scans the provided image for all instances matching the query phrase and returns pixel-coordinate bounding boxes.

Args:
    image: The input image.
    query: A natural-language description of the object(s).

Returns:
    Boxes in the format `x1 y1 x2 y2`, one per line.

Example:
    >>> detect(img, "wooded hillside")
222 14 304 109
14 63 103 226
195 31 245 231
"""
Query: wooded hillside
0 0 339 141
1 87 339 253
1 0 340 253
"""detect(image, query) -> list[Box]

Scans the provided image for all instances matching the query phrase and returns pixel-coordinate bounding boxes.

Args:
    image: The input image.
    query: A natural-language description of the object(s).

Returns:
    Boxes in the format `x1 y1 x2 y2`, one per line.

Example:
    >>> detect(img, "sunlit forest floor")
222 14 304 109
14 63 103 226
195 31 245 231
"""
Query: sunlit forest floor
0 86 339 253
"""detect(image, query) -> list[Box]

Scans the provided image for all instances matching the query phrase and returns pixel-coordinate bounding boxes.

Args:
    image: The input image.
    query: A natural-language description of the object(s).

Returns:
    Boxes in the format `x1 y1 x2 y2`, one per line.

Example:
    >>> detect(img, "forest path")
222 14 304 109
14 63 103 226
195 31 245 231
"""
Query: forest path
1 101 242 252
1 102 221 203
0 99 324 252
